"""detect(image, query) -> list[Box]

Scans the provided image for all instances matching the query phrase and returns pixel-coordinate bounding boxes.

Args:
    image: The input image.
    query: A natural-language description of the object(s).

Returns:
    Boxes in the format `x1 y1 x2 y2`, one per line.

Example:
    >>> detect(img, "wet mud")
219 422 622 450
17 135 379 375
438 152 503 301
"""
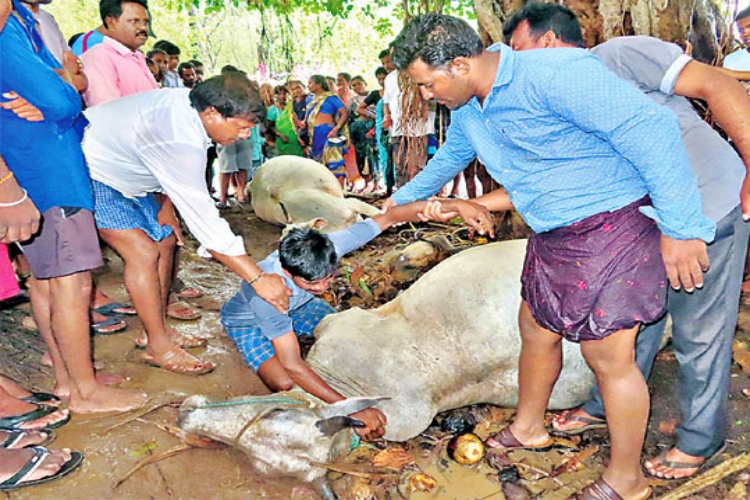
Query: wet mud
0 204 748 499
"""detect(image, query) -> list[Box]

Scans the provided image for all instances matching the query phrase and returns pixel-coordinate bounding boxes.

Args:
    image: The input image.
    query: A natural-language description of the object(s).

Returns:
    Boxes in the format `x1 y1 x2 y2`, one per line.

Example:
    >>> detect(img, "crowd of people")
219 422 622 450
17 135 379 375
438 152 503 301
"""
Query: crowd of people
0 0 749 497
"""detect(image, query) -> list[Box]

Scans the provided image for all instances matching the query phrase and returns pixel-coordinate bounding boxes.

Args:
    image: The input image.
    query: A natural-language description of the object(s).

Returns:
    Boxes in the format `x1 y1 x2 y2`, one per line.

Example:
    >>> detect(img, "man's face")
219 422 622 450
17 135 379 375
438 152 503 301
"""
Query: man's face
168 54 179 71
509 21 545 51
194 65 204 82
380 54 396 72
738 16 750 45
291 274 335 295
151 52 168 74
407 58 473 110
147 61 162 82
105 2 150 51
200 108 256 146
180 67 197 88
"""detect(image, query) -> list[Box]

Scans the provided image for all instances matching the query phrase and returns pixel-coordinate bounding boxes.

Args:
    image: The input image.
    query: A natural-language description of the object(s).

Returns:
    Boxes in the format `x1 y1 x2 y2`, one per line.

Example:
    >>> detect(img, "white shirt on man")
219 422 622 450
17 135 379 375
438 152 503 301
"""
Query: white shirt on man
82 88 246 256
723 48 750 70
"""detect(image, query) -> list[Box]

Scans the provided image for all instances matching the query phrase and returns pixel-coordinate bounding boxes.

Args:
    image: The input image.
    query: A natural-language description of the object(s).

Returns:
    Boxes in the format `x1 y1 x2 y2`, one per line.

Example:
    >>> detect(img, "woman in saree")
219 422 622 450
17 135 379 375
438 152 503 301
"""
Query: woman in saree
306 74 349 186
268 85 303 157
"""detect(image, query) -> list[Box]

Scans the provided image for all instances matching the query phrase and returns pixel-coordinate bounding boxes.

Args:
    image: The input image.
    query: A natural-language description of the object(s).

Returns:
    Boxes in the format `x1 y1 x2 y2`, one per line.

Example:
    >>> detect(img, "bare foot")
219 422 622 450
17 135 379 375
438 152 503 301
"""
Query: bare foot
0 377 32 400
0 447 73 485
67 386 148 415
134 329 208 349
644 447 711 480
95 371 129 386
0 400 70 430
0 429 52 448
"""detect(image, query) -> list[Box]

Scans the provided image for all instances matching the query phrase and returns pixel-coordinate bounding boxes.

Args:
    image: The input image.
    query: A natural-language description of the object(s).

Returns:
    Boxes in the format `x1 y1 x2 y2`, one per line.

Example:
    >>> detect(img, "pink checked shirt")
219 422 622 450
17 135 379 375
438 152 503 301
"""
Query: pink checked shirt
81 36 158 107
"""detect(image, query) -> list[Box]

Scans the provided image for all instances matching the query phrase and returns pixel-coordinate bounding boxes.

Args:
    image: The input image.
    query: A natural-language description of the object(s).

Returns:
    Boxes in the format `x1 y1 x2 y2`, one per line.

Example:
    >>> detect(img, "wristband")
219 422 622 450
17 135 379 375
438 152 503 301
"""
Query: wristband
0 189 28 208
247 272 265 286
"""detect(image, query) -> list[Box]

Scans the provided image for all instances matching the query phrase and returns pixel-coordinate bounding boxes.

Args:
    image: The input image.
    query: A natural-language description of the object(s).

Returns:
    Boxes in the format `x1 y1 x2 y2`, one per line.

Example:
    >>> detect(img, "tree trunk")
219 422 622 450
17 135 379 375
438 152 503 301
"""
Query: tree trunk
473 0 728 63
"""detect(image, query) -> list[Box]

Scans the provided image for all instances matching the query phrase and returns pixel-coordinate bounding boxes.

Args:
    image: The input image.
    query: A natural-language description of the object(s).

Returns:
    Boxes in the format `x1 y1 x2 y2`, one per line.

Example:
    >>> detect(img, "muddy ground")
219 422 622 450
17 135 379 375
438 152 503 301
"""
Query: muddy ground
0 201 748 500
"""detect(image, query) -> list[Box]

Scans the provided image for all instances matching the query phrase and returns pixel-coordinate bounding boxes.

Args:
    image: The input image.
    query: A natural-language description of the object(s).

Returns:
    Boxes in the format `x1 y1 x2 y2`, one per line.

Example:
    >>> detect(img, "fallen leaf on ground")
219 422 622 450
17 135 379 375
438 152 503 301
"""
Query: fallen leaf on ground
372 447 415 468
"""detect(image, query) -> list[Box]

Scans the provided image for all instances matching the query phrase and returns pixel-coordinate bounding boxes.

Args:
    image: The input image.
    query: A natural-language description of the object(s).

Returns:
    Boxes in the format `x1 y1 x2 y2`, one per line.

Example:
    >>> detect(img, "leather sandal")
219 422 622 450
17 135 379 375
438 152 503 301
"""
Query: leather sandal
644 444 726 481
142 348 215 375
485 426 556 452
552 408 607 435
134 331 208 349
166 301 202 321
570 477 651 500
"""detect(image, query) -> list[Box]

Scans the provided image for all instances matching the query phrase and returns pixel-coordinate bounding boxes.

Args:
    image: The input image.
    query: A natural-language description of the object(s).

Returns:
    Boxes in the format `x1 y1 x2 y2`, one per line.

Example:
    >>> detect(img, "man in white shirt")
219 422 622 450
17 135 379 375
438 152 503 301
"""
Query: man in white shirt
82 73 291 375
723 7 750 70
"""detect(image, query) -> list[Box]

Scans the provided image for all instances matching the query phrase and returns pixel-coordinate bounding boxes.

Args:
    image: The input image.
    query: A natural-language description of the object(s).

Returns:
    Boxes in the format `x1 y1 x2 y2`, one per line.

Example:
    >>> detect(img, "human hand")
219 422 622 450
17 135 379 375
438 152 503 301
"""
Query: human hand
0 192 40 244
252 273 292 313
1 92 44 122
351 408 387 441
417 199 458 223
740 172 750 221
326 127 340 139
382 116 392 129
62 51 83 77
660 235 710 292
157 207 184 246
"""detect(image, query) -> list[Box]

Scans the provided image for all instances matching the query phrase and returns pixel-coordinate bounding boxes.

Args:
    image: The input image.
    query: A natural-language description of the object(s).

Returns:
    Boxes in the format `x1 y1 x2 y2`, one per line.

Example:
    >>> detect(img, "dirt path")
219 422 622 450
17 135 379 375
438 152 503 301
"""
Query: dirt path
0 205 748 499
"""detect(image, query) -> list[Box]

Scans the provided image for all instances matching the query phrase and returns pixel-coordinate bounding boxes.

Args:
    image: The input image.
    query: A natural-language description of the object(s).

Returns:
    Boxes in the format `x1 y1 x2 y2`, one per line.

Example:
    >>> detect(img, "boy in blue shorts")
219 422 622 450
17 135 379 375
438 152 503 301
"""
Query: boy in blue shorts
221 200 484 440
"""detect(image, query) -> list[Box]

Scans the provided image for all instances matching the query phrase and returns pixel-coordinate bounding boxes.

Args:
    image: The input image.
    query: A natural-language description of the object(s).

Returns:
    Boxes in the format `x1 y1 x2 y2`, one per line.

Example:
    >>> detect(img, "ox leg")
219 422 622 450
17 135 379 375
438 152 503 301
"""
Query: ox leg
510 301 562 445
580 325 649 499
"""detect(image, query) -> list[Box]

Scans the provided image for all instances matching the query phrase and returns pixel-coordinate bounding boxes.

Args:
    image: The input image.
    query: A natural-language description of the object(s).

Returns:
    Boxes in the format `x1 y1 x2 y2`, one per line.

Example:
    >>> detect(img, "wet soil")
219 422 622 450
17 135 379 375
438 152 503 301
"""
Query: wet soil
0 202 748 500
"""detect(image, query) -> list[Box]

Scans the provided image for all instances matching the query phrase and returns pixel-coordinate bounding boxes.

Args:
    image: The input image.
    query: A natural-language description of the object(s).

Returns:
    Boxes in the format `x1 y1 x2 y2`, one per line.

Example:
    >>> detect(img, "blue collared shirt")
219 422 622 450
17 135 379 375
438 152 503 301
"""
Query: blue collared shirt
0 0 93 213
392 43 715 242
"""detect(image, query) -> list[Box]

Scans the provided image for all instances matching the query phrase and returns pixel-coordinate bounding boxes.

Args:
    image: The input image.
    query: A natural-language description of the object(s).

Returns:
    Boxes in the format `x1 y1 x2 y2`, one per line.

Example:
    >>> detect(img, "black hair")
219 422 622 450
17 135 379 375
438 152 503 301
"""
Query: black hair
146 48 167 59
737 6 750 22
374 66 387 77
188 59 204 68
309 74 329 92
145 57 156 67
502 3 585 48
153 39 181 56
378 49 391 59
100 0 148 26
220 64 240 74
68 32 84 47
189 73 266 123
279 228 337 281
178 61 195 73
273 85 288 94
351 75 366 84
337 72 352 83
392 13 483 70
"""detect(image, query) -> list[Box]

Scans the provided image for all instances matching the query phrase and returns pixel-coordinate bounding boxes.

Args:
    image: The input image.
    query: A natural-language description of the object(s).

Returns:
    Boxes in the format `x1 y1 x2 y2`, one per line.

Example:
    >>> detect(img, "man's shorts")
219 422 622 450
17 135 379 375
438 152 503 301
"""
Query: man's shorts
20 206 103 279
91 180 173 242
223 297 335 372
521 196 667 343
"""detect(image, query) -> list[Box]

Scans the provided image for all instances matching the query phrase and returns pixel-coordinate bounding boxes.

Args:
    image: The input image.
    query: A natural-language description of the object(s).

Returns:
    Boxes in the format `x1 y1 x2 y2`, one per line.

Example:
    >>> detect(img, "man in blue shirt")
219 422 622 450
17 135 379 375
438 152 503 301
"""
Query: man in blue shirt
0 0 147 416
504 2 750 483
387 13 715 500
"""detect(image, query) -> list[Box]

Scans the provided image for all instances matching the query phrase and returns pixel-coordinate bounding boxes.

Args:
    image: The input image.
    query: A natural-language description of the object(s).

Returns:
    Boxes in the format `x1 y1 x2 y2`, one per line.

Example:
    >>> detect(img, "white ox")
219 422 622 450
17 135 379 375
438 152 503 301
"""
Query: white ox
248 156 380 232
307 238 596 441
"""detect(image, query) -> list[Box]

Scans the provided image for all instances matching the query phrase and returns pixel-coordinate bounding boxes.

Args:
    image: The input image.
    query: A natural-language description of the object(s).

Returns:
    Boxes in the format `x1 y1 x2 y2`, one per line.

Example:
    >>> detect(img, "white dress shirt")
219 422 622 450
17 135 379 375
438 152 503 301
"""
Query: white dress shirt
82 88 246 256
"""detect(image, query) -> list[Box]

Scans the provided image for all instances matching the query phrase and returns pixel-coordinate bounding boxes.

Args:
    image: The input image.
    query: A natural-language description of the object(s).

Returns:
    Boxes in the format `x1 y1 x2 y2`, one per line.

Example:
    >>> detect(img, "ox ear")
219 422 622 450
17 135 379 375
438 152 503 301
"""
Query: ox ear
319 397 388 419
315 416 365 436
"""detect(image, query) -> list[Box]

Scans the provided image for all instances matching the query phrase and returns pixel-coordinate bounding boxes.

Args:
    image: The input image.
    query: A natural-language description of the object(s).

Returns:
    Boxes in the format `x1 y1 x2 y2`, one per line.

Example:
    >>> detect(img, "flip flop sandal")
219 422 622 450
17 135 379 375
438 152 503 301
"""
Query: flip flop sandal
644 443 727 481
0 430 54 449
485 426 557 452
552 409 607 436
176 287 203 299
92 302 137 316
0 447 84 491
570 477 651 500
142 349 215 375
0 405 70 432
91 317 128 336
21 392 60 406
133 332 208 350
166 301 202 321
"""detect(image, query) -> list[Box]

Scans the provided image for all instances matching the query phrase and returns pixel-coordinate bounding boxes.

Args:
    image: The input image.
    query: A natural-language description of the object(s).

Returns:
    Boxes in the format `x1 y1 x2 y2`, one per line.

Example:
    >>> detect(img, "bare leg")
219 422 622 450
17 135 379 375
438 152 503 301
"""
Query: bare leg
28 272 146 413
235 170 248 202
218 173 231 206
508 301 562 445
580 326 650 498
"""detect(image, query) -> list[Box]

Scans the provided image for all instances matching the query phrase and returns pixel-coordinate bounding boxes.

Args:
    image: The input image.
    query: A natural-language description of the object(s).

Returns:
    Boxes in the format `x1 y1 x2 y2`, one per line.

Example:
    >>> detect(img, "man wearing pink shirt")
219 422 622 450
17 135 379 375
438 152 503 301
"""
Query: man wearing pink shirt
81 0 157 107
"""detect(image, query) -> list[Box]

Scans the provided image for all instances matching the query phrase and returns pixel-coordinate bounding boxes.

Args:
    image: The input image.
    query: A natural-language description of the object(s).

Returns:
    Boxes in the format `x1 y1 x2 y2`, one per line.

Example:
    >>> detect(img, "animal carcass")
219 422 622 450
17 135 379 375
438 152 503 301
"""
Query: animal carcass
307 238 596 442
248 156 381 232
178 392 384 500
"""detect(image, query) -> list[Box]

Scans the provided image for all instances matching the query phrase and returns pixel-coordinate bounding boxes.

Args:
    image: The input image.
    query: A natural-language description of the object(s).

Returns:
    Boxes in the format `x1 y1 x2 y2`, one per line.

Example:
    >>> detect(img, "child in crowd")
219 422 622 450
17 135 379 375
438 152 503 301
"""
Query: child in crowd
220 199 477 439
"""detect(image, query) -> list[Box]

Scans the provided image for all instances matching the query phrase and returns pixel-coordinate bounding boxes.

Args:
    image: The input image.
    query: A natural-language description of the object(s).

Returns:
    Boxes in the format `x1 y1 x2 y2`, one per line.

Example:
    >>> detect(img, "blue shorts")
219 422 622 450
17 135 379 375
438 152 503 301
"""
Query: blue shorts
223 298 335 371
91 180 173 242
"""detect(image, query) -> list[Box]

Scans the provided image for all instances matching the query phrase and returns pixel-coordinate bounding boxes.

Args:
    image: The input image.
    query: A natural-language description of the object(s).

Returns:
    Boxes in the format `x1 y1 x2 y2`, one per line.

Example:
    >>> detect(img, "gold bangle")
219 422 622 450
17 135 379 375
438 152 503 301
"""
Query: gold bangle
0 171 14 186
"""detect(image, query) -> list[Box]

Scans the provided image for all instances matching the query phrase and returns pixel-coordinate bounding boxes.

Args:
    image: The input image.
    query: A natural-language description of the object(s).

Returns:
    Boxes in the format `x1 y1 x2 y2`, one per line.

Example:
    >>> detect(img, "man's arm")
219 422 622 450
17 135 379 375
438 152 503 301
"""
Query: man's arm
674 60 750 218
272 333 386 440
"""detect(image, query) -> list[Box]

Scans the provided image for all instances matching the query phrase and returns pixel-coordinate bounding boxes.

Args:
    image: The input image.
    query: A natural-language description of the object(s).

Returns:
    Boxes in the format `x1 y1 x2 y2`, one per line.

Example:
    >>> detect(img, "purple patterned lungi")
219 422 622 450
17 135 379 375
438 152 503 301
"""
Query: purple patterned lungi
521 196 667 342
